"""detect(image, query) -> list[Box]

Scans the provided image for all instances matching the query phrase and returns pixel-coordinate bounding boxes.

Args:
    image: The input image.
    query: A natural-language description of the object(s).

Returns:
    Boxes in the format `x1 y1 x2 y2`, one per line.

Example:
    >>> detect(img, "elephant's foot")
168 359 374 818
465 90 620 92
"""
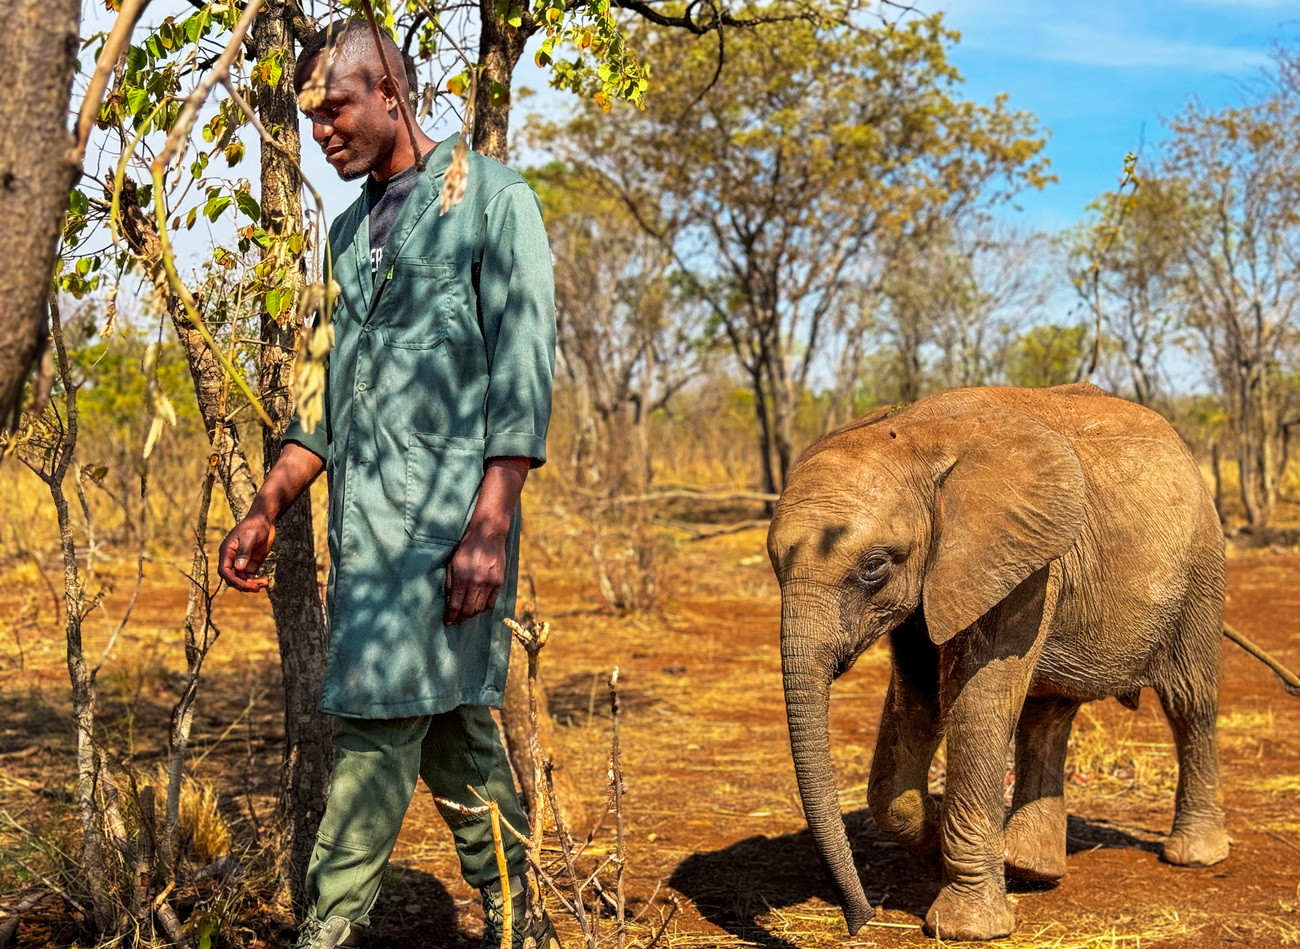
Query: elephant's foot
871 788 941 864
923 884 1015 941
1162 823 1230 868
1004 798 1067 882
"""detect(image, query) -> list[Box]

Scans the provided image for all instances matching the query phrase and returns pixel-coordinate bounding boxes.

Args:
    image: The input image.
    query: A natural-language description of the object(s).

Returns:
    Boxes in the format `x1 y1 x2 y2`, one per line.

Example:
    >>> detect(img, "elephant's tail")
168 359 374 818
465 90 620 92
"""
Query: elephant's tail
1223 623 1300 697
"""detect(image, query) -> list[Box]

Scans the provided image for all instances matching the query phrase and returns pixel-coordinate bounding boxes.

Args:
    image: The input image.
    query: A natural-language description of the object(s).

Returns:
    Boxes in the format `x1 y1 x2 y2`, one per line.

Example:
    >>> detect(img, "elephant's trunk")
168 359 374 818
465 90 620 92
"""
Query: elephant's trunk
781 590 875 935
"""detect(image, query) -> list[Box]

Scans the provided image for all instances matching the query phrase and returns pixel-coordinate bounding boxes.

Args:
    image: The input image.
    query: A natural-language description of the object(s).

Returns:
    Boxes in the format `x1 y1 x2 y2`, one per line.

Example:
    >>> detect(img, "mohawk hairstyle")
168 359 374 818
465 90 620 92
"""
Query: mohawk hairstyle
295 17 418 107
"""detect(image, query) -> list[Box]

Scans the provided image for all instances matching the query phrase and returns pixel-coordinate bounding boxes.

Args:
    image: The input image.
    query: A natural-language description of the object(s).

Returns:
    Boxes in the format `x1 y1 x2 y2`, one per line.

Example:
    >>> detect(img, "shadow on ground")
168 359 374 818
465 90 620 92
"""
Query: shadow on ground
669 806 1167 949
366 866 476 949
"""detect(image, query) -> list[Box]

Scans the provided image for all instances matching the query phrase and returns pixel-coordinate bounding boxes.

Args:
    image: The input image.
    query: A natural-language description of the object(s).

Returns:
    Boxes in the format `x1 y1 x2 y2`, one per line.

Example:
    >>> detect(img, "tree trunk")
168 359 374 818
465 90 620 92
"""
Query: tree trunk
0 0 81 427
474 10 584 828
1235 368 1263 528
472 0 530 162
1210 440 1225 524
254 3 333 912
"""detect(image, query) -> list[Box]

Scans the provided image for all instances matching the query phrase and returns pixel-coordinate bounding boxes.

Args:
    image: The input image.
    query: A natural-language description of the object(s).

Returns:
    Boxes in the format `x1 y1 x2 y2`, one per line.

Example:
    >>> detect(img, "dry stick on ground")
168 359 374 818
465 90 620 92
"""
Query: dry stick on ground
1223 623 1300 697
0 891 42 949
609 668 626 949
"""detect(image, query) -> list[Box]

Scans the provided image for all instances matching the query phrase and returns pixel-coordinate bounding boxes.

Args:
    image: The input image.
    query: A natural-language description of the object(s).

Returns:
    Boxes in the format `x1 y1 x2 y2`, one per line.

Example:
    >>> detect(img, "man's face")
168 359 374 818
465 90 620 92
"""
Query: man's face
299 54 399 180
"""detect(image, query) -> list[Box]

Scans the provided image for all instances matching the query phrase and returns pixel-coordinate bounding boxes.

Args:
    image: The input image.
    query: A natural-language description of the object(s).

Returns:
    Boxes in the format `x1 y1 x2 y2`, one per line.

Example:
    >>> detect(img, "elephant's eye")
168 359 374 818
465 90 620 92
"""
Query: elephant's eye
858 555 891 586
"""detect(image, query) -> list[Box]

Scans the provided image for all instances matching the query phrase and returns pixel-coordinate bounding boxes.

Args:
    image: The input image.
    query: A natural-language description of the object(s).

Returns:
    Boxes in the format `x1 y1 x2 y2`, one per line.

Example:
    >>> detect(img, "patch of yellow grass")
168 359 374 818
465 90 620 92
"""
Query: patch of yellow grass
151 766 232 864
1065 705 1177 799
1244 773 1300 795
1218 708 1275 730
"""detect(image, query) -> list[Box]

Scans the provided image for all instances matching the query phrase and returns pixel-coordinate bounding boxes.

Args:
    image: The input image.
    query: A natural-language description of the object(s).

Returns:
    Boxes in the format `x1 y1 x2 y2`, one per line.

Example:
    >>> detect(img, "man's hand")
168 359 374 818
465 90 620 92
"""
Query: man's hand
444 456 530 625
218 514 276 592
216 442 324 594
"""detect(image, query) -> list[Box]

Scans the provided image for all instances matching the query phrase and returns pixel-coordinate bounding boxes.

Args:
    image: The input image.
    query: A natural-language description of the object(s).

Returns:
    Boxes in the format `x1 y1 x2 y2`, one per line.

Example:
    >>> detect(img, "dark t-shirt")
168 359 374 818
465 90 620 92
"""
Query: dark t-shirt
366 162 422 281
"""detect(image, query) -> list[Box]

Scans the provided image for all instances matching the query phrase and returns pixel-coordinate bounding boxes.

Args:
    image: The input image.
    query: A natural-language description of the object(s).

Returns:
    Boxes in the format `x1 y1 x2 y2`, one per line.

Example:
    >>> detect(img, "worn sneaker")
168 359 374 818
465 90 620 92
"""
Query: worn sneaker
481 879 561 949
293 912 364 949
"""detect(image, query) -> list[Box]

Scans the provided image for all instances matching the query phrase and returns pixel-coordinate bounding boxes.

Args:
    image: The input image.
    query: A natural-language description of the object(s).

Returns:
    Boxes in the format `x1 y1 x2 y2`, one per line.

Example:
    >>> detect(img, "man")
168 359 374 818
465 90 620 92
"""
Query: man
216 20 559 949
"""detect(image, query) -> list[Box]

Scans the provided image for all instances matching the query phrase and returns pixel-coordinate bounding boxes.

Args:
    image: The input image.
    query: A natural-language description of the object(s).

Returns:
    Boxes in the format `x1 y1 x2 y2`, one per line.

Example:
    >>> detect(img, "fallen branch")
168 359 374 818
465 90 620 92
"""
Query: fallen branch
1223 622 1300 697
593 490 779 506
0 891 43 949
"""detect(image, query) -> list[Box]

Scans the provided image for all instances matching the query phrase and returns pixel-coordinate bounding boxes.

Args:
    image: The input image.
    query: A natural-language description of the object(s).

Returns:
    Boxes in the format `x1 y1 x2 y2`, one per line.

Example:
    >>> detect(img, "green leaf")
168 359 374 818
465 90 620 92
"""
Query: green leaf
235 191 261 222
265 288 284 316
186 206 198 230
76 257 92 276
204 194 231 222
69 189 89 217
138 184 153 208
126 45 147 76
126 86 149 114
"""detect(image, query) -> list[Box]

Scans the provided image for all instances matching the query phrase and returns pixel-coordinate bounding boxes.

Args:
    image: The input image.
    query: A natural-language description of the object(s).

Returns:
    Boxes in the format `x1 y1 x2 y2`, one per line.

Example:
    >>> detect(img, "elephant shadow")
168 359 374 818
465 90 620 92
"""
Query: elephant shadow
1064 813 1163 857
668 806 1164 949
668 808 939 949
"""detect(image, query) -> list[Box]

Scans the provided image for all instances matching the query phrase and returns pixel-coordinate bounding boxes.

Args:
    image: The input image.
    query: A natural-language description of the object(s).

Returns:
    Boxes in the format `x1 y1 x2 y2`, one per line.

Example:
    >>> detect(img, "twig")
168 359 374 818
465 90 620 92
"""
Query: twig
1223 622 1300 696
75 0 153 165
0 891 42 949
636 894 682 949
611 667 626 949
489 801 512 949
359 0 426 171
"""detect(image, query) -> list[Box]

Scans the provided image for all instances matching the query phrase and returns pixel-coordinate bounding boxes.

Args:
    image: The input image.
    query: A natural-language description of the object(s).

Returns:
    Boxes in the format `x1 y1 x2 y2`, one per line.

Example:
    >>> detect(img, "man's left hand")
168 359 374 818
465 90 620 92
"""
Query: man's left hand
444 523 508 625
443 456 531 626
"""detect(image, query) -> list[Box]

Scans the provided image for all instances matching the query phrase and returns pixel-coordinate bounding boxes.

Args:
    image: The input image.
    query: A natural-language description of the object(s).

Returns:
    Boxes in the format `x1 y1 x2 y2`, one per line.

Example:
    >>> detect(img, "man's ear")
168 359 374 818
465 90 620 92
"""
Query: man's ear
376 75 402 112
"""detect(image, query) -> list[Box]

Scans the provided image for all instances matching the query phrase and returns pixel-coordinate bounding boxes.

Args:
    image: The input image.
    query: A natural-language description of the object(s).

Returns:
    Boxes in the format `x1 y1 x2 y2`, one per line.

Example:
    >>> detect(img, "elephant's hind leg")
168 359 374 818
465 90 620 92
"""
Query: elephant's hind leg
868 617 942 865
1004 696 1079 883
1156 676 1230 867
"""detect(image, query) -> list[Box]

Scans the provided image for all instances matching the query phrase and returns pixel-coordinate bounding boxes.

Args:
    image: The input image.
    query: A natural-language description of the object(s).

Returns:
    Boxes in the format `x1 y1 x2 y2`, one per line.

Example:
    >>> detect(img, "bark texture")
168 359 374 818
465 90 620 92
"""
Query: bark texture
0 0 80 427
473 11 585 826
254 2 333 911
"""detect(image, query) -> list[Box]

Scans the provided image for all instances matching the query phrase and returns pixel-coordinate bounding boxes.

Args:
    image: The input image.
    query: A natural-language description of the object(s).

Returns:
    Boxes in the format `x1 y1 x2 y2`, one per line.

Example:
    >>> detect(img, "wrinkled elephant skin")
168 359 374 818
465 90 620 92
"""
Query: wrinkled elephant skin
768 384 1229 941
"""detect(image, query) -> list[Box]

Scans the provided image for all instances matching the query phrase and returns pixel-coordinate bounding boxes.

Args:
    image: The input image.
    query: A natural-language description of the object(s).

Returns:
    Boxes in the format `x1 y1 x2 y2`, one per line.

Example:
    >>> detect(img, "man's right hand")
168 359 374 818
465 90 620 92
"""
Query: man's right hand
218 514 276 592
216 442 326 593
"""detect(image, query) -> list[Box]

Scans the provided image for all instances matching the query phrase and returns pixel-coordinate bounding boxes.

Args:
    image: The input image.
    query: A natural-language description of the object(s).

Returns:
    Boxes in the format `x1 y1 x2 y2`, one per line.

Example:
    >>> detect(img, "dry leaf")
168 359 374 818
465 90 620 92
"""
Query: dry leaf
297 43 332 112
419 82 434 121
100 286 118 338
440 137 468 215
142 342 177 460
293 322 335 434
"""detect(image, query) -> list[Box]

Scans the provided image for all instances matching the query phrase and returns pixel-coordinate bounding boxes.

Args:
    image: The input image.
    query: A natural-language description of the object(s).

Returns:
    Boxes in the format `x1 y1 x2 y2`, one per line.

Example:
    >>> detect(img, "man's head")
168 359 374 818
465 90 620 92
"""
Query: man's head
295 19 413 180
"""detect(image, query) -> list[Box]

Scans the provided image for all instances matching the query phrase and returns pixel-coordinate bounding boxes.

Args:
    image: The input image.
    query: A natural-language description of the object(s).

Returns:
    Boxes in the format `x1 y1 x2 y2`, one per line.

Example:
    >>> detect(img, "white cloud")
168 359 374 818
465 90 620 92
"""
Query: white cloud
937 1 1274 74
1024 22 1272 71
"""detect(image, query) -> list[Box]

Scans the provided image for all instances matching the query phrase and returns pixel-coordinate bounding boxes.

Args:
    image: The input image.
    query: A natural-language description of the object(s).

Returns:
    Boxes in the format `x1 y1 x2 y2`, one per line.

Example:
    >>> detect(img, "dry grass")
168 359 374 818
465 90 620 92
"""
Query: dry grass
1064 705 1177 799
150 766 233 865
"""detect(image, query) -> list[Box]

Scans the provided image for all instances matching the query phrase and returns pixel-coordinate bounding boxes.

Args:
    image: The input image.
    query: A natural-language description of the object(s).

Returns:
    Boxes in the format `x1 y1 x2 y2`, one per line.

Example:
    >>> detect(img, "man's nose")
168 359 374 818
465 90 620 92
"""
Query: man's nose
312 118 332 145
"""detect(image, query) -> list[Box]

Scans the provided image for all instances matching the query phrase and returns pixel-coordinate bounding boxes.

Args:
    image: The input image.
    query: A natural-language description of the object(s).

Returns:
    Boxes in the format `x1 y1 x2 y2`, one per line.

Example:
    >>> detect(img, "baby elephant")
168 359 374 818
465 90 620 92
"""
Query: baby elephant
768 384 1229 941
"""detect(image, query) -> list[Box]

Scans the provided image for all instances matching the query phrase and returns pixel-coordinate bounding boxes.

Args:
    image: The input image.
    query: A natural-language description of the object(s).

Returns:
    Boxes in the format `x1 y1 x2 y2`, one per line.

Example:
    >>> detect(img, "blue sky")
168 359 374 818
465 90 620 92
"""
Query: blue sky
931 0 1298 231
249 0 1300 240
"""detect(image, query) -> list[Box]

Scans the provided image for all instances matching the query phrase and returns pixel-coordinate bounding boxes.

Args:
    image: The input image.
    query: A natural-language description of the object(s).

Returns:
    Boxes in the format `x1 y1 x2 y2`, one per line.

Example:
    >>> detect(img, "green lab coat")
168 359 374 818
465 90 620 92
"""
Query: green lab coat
284 134 555 719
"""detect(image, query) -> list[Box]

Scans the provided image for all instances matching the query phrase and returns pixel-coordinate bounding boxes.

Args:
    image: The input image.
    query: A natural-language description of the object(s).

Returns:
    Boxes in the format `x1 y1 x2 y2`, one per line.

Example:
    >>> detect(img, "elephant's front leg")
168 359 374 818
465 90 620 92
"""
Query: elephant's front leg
868 617 942 866
925 579 1048 941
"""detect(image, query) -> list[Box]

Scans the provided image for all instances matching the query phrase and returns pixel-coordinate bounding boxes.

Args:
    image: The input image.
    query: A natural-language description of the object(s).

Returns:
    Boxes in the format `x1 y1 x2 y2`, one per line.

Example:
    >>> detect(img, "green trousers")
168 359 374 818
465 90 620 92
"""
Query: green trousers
305 705 530 925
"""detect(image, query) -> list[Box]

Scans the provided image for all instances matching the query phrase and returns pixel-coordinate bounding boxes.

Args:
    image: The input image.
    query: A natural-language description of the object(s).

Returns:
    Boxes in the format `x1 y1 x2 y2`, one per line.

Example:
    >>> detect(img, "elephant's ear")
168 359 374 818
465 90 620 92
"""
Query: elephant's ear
921 405 1086 645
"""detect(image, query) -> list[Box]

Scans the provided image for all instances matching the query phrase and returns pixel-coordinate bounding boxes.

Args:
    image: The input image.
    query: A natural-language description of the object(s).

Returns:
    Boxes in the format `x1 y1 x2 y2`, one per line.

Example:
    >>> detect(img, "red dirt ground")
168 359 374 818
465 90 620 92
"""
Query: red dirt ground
1 528 1298 947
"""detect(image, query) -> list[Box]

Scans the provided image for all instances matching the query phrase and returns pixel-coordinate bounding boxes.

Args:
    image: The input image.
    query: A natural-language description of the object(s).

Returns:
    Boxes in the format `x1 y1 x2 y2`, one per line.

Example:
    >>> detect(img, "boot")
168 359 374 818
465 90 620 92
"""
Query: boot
480 876 561 949
293 911 364 949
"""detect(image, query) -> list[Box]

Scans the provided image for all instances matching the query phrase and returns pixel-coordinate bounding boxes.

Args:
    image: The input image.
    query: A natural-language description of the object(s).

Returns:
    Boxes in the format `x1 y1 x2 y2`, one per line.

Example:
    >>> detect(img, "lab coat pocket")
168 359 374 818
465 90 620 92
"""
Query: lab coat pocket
380 261 453 350
404 432 485 547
